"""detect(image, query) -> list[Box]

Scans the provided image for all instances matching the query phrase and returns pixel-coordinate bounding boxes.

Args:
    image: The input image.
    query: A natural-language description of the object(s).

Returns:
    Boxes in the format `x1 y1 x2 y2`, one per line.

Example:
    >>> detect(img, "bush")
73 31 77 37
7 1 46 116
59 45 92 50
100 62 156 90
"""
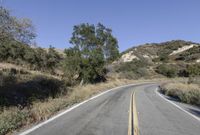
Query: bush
159 54 169 62
161 83 200 106
0 108 29 135
115 60 148 72
0 42 62 73
115 60 150 79
188 77 200 85
0 72 17 87
156 64 177 78
177 69 189 77
177 46 200 61
186 64 200 77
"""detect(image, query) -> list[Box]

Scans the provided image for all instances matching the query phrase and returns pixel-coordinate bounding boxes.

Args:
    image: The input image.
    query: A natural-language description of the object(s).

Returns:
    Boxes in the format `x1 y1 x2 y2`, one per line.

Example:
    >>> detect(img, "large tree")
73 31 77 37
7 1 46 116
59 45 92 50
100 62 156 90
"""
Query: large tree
64 23 119 84
0 6 36 44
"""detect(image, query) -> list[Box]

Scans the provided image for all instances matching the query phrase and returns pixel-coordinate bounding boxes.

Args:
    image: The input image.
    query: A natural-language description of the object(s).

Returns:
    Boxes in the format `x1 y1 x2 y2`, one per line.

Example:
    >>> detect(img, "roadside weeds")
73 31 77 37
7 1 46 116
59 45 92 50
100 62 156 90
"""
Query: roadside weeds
160 82 200 107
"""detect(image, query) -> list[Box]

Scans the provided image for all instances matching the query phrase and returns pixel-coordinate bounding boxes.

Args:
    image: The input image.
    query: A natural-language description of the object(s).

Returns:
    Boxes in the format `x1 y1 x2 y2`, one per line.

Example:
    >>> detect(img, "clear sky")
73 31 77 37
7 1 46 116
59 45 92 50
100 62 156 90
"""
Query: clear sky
2 0 200 51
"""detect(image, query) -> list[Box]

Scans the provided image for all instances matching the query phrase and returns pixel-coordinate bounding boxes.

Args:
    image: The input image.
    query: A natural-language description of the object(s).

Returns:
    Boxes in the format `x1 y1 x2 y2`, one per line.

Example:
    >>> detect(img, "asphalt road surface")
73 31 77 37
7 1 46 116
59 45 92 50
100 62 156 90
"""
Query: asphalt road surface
19 83 200 135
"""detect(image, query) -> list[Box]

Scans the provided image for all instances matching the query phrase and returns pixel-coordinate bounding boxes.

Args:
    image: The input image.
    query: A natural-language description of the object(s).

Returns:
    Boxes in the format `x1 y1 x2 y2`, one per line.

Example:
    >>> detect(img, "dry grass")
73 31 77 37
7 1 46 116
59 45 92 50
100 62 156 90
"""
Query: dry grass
161 82 200 106
0 108 29 135
0 62 61 80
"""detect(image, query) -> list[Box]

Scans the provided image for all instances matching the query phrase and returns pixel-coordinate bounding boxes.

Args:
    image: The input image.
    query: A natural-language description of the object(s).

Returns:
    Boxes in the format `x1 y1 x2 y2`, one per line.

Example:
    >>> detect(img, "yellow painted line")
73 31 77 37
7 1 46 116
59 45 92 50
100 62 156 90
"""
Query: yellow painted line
128 91 140 135
133 92 140 135
128 93 133 135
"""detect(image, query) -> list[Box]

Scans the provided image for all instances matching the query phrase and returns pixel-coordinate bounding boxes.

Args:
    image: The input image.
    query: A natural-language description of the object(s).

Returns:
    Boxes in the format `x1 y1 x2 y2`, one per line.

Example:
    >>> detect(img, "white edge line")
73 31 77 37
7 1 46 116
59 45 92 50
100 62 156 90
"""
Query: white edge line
155 87 200 122
19 82 152 135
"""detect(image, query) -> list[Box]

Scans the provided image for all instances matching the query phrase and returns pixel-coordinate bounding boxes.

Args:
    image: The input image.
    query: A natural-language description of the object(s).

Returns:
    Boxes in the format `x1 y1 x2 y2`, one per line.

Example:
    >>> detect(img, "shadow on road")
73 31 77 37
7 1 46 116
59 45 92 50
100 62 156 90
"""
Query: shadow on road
188 108 200 118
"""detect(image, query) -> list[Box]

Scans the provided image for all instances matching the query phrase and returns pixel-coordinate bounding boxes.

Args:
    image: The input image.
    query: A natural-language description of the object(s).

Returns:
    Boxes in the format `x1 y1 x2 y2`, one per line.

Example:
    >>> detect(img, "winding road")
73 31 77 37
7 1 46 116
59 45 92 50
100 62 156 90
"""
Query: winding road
19 83 200 135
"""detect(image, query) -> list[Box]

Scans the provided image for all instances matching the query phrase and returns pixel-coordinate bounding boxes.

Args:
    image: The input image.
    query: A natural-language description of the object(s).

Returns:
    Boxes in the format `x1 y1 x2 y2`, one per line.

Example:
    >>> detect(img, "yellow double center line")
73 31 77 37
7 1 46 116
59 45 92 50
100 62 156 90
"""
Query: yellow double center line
128 91 139 135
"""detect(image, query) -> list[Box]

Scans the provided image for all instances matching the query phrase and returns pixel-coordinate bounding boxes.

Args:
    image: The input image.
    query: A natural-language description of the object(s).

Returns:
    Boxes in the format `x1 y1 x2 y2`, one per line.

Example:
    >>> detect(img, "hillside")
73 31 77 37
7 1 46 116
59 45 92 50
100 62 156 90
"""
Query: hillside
112 40 200 79
120 40 200 63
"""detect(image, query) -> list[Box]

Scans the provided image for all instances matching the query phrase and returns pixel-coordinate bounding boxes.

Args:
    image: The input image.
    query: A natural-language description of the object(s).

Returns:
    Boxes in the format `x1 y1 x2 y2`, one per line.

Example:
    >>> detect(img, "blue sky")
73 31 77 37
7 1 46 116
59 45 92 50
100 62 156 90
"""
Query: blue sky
2 0 200 51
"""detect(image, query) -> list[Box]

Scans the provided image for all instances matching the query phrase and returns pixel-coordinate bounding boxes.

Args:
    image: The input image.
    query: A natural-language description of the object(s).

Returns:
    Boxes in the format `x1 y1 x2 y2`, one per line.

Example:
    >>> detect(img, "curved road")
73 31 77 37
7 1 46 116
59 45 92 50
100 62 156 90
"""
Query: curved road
19 83 200 135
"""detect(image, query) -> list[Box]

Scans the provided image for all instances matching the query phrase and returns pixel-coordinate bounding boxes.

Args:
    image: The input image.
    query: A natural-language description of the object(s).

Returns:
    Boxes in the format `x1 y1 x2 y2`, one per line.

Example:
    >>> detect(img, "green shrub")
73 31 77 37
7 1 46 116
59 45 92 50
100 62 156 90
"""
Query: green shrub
156 64 177 78
115 60 150 79
187 64 200 77
178 90 200 105
115 60 148 72
0 109 29 135
187 90 200 105
177 46 200 61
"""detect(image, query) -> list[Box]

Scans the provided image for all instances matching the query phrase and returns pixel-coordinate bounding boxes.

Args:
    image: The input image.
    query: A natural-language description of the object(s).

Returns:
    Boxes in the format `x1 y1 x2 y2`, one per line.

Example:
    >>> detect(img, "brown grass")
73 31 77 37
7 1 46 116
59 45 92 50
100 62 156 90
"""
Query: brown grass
161 82 200 106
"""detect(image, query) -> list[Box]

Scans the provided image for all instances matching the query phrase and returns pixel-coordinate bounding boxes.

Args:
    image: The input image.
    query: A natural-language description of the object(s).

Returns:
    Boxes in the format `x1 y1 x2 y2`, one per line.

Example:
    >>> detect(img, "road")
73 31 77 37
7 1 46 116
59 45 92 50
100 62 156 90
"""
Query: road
19 83 200 135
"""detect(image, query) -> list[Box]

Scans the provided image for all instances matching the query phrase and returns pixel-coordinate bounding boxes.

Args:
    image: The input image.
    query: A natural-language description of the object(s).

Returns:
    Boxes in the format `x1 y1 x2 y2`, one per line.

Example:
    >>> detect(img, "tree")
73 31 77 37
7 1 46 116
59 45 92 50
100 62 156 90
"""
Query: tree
0 6 36 44
64 23 118 83
24 47 37 66
13 18 36 44
69 23 105 83
0 6 13 42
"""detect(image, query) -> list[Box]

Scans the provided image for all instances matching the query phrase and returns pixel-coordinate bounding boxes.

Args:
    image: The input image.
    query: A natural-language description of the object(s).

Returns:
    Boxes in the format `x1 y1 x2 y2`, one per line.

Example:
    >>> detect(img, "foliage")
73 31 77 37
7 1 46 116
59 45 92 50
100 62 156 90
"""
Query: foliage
177 46 200 61
0 41 61 72
0 6 36 45
0 6 62 73
0 109 29 135
186 64 200 77
156 64 177 78
159 53 169 62
64 23 119 83
46 46 61 72
161 83 200 106
157 40 194 56
115 60 150 79
63 47 81 85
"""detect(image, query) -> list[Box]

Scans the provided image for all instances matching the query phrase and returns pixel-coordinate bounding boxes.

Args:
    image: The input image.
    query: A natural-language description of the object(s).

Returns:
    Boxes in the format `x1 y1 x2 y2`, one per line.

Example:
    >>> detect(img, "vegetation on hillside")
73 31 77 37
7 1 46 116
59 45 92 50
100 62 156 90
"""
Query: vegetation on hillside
0 7 62 73
0 6 120 134
0 43 62 72
176 46 200 61
116 40 200 79
114 59 151 79
0 7 36 44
